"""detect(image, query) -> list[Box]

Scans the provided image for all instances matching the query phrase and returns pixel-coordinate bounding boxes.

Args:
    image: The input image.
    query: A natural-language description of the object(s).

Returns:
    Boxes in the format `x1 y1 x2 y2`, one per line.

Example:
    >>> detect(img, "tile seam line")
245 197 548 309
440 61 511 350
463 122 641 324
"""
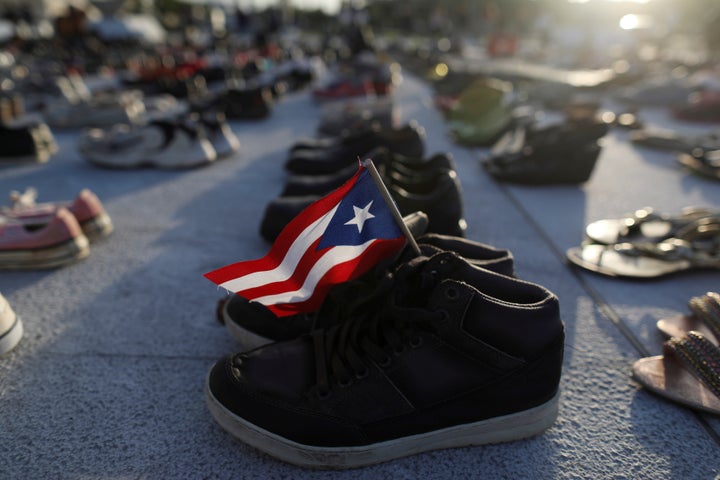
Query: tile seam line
31 351 221 361
493 181 720 447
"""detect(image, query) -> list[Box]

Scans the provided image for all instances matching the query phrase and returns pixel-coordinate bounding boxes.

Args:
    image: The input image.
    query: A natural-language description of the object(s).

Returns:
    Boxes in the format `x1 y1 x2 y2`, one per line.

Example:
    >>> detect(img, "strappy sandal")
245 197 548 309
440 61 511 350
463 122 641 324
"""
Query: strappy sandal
657 292 720 344
584 206 719 245
677 149 720 181
632 331 720 415
629 127 720 153
567 218 720 279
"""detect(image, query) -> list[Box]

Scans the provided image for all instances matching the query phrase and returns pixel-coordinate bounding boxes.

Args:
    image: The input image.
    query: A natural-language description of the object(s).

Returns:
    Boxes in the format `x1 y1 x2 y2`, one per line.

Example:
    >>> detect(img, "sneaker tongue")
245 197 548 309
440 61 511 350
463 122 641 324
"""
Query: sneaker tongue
392 251 462 307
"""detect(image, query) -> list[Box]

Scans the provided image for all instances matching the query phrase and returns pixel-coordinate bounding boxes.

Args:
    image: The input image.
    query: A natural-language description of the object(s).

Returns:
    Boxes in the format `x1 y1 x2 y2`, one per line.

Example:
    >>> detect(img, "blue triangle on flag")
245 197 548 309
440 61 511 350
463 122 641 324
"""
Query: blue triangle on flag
317 169 402 249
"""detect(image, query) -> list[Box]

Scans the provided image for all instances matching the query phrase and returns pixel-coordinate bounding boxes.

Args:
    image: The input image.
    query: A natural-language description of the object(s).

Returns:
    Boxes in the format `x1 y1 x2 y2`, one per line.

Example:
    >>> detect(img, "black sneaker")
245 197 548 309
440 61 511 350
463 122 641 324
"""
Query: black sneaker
483 142 602 185
220 233 515 350
205 251 564 468
0 123 51 164
281 148 456 197
481 116 609 185
284 123 426 175
212 85 273 120
260 167 466 242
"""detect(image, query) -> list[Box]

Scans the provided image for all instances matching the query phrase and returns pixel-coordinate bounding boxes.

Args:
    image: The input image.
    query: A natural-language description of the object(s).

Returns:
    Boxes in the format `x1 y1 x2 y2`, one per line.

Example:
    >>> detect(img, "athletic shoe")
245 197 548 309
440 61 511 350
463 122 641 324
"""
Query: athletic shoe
220 232 515 350
0 207 90 269
195 112 240 158
211 85 273 120
78 119 217 169
0 293 22 355
260 167 465 242
205 250 564 468
285 122 426 175
281 149 455 197
317 97 397 137
483 141 603 185
43 91 147 129
2 188 113 242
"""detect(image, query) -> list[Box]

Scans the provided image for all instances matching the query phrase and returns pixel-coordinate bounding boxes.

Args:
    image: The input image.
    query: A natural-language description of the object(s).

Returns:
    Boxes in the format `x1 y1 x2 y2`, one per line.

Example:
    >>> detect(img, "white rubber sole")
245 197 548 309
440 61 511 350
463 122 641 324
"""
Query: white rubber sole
0 314 23 355
205 375 560 469
80 213 114 243
0 235 90 270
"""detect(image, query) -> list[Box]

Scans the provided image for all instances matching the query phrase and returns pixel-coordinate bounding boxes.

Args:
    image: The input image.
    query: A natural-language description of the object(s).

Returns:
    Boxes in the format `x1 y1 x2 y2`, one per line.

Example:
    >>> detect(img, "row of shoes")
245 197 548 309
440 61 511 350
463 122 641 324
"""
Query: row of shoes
566 206 720 279
632 291 720 415
259 121 467 242
77 111 240 170
0 188 113 270
480 109 611 185
312 55 400 100
208 216 566 468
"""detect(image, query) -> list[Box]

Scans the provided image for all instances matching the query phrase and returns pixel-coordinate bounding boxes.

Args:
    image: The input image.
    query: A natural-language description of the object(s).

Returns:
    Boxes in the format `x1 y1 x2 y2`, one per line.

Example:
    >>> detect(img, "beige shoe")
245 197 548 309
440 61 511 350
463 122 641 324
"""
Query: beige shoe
0 293 22 355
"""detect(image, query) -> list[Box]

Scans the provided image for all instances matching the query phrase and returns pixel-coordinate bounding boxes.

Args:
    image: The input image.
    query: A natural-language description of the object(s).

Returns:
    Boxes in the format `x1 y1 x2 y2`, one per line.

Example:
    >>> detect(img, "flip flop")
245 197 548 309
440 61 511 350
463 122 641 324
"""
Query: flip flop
632 331 720 415
657 292 720 344
629 127 720 153
677 149 720 181
567 218 720 279
584 206 719 245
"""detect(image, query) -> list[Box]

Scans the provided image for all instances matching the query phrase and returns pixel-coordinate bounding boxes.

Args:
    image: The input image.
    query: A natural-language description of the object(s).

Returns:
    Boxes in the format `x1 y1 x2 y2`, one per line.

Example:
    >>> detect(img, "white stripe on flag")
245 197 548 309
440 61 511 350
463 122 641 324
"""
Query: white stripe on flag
253 239 376 306
219 205 339 293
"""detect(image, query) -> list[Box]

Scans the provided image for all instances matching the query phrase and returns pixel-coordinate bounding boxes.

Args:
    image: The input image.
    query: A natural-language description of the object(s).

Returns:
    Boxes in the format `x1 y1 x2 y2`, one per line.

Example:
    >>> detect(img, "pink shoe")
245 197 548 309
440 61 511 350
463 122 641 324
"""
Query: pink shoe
3 188 113 242
0 207 90 269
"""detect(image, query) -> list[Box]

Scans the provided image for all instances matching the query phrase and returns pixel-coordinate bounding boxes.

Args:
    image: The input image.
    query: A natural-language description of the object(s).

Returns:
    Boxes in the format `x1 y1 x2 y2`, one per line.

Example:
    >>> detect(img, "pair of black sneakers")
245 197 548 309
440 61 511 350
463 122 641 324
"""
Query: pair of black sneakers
259 123 467 242
206 216 565 469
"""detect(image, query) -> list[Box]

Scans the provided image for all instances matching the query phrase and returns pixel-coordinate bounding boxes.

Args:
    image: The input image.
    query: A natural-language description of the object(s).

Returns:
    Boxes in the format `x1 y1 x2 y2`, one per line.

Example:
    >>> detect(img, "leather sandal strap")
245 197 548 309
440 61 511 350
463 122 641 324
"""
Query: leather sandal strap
664 331 720 399
688 292 720 342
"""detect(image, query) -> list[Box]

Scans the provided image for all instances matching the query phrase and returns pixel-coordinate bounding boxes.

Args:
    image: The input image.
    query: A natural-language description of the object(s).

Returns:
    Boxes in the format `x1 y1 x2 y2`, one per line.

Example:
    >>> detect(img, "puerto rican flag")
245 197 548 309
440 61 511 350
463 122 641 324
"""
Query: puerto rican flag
204 164 406 317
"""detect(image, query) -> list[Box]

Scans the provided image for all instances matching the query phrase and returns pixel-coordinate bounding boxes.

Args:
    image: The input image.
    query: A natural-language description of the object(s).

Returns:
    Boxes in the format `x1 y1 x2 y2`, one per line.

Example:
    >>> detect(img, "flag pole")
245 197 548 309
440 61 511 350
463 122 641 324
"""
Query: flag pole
362 158 421 256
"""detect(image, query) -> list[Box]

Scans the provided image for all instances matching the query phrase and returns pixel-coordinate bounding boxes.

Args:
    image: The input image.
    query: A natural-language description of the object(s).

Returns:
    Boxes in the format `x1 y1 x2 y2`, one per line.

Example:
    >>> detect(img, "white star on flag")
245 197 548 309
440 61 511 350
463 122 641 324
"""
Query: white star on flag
344 201 375 233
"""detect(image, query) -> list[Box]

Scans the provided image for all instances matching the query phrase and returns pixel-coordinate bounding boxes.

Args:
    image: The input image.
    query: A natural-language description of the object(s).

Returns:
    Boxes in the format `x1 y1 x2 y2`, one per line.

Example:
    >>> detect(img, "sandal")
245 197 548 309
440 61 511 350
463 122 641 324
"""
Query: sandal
657 292 720 344
567 218 720 279
677 149 720 181
584 206 719 245
632 331 720 415
629 127 720 153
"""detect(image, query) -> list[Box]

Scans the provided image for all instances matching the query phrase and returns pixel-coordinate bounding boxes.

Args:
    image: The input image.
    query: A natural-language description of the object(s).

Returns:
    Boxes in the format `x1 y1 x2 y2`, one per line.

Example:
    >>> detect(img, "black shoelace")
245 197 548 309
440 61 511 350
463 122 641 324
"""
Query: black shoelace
311 256 445 398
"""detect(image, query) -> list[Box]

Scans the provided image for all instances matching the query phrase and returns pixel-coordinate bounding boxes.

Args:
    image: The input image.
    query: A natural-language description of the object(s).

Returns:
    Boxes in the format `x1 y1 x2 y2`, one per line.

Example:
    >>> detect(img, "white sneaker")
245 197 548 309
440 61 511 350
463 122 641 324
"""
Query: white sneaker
78 120 217 169
197 112 240 158
0 293 22 355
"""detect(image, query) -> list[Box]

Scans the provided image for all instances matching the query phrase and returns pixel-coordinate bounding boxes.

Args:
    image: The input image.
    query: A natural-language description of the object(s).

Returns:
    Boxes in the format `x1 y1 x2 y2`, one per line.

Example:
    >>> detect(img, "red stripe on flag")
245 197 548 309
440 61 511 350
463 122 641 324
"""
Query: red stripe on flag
265 237 406 316
204 165 363 287
234 236 325 300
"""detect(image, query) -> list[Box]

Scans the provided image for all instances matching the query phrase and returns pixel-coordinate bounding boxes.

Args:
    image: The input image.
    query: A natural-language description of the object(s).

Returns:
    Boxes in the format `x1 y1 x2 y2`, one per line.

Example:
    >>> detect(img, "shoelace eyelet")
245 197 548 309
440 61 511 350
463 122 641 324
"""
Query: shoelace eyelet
393 345 406 355
378 355 392 368
355 368 369 380
337 377 353 388
409 336 423 348
445 287 459 300
317 388 331 400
